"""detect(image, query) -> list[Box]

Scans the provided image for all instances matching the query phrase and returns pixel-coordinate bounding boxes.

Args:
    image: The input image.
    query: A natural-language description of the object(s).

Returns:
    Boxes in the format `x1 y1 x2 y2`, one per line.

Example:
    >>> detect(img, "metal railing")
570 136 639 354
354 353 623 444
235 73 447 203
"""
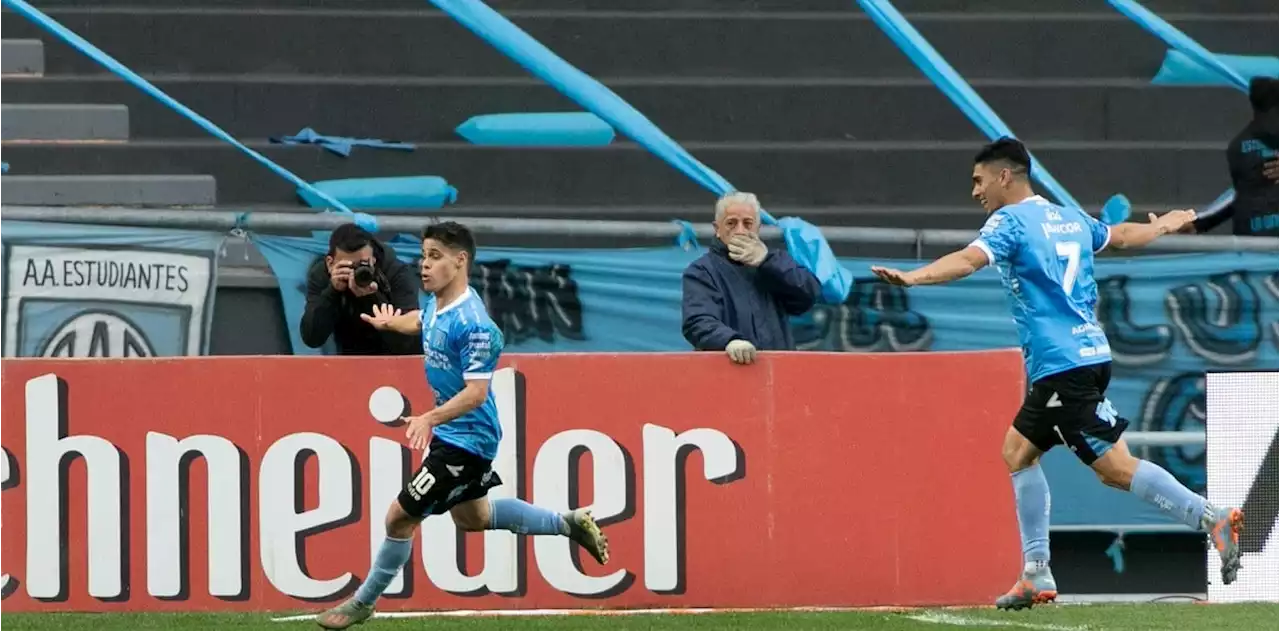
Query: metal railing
5 206 1276 253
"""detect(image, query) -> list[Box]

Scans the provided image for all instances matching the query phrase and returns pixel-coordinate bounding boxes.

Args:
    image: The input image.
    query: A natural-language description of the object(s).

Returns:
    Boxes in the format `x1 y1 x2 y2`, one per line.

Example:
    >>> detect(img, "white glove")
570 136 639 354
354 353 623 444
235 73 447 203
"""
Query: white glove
726 339 757 365
727 234 768 267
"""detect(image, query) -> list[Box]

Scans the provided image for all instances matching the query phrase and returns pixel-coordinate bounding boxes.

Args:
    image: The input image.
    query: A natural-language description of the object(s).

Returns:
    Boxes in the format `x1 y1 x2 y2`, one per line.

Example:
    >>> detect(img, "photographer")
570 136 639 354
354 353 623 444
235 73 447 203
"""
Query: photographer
300 223 420 355
1188 77 1278 236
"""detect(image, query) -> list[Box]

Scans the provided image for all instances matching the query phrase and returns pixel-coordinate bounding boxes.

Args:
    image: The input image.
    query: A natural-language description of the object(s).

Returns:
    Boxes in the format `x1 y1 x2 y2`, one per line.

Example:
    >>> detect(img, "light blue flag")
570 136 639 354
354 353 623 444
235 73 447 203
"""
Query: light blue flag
427 0 853 303
1109 0 1269 215
857 0 1086 211
1153 50 1279 88
1 0 350 212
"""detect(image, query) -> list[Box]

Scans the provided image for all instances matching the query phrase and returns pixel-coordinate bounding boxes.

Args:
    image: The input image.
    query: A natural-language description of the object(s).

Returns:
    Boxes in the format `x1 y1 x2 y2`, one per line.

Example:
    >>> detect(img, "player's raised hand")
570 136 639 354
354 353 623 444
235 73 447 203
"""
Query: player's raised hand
360 303 401 330
871 265 914 287
1149 209 1196 235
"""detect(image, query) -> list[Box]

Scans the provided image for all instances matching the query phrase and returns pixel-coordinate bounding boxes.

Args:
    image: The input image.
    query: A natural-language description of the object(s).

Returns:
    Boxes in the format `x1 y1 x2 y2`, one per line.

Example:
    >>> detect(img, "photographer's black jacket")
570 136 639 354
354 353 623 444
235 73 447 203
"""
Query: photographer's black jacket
1195 111 1279 236
300 239 421 355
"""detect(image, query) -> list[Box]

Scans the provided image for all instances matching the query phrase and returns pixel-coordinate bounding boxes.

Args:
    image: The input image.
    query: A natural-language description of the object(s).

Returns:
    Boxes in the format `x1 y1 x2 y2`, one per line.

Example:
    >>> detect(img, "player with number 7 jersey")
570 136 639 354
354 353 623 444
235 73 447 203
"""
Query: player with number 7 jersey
870 138 1244 611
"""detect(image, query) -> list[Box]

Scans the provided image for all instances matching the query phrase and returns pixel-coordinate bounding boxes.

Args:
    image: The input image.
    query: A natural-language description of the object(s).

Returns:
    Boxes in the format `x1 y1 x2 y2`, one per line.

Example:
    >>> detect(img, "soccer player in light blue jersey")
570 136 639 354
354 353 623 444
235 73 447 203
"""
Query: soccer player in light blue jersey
872 138 1244 610
316 222 609 629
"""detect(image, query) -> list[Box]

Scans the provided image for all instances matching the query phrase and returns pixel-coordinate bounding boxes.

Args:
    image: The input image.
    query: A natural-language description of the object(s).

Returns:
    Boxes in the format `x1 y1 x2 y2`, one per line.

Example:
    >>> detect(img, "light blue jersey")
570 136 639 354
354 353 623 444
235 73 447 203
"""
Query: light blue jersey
419 287 504 460
971 195 1113 383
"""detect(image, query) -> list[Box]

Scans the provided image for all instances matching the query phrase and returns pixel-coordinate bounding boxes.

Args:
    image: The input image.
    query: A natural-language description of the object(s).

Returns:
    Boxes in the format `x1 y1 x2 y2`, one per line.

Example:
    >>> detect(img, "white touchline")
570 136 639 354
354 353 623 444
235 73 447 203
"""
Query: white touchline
906 611 1091 630
272 606 934 622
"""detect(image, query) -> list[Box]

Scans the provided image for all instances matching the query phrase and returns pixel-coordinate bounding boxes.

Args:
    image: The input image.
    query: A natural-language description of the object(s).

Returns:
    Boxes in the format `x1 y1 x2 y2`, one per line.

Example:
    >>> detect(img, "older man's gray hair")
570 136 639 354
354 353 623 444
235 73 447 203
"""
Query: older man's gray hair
714 192 761 220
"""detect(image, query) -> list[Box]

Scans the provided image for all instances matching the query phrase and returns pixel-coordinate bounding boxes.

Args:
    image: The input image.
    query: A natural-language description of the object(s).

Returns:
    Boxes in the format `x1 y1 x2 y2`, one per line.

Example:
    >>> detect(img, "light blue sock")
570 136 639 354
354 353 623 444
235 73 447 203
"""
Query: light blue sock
1011 465 1051 566
489 498 571 535
354 536 412 606
1130 460 1211 530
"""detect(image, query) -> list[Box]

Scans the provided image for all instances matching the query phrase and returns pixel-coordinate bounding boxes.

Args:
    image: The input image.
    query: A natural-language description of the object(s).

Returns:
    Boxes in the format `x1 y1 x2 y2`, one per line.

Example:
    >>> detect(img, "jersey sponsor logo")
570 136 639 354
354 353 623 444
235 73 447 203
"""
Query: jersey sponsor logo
1079 345 1110 358
426 348 453 371
1071 323 1101 336
1041 221 1083 239
979 213 1005 237
1045 209 1062 221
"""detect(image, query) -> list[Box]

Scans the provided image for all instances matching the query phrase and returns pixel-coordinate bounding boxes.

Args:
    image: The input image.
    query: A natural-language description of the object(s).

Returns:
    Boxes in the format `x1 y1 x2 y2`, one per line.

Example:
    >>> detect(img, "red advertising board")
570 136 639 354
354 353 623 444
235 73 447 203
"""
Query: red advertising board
1 351 1024 612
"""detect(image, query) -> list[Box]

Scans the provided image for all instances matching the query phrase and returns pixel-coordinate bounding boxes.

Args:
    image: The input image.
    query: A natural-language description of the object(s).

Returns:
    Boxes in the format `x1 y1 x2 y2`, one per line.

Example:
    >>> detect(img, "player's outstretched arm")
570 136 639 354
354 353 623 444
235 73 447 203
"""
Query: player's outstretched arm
1106 209 1196 250
871 246 989 287
361 304 423 335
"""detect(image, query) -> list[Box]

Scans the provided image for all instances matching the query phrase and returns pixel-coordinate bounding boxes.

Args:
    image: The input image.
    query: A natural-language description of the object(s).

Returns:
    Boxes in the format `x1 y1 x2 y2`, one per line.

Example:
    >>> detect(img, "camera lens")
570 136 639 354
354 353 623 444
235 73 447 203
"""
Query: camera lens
353 264 376 288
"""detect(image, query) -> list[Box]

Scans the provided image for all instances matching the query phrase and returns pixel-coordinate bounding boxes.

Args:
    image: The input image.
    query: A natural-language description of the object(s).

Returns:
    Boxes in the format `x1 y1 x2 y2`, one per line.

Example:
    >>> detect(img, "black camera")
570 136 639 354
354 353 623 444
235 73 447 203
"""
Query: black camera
352 261 377 288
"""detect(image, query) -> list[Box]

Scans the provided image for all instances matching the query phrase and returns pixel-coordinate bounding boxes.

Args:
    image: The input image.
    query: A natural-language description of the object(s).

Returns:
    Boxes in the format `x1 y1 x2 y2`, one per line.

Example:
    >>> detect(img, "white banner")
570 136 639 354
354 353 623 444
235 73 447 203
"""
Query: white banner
0 222 224 357
1206 371 1279 603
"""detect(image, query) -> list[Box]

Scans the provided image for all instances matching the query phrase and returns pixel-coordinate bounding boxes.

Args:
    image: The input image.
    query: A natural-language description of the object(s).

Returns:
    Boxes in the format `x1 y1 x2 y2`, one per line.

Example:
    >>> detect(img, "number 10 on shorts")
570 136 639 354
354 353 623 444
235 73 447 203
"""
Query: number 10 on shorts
409 469 436 500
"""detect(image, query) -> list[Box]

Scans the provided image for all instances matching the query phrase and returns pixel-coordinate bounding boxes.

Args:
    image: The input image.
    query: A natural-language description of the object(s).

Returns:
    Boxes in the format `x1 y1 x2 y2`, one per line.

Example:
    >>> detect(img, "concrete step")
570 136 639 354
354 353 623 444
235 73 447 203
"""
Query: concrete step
0 140 1230 208
20 0 1280 13
0 174 217 206
1 39 43 75
1 76 1252 143
5 11 1273 79
2 103 129 141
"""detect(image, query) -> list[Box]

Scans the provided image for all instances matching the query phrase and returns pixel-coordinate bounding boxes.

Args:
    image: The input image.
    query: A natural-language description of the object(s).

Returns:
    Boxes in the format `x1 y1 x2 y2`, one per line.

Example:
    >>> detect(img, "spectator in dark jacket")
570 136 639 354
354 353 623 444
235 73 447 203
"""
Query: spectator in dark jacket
681 192 821 364
1189 76 1278 236
300 224 421 355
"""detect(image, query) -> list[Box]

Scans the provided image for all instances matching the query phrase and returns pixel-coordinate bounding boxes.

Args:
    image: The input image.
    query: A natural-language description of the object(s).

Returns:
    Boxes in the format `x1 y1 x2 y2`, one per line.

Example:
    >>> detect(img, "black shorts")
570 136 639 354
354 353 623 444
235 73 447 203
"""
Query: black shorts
1012 363 1129 465
397 438 503 518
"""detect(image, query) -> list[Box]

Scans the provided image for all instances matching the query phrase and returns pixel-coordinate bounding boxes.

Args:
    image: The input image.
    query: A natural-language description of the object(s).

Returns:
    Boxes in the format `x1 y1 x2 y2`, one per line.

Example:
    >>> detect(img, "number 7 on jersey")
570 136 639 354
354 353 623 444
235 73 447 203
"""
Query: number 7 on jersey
1054 241 1081 294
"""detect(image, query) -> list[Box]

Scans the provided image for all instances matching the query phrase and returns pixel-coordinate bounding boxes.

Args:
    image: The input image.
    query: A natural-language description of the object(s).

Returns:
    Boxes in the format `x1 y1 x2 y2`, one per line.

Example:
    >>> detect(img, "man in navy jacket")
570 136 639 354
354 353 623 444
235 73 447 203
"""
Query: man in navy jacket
681 192 822 364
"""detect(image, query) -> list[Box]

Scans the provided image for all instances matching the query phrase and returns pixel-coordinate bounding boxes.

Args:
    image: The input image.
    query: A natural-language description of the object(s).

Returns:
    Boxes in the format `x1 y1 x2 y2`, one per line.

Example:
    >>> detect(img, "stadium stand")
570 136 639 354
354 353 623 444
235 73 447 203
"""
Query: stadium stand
2 0 1275 229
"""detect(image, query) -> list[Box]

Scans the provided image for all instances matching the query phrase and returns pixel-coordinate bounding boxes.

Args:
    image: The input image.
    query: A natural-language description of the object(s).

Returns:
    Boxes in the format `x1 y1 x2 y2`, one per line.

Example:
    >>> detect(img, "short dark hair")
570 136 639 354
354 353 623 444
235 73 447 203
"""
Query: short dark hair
974 137 1032 178
328 223 374 255
421 221 476 268
1249 76 1278 114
